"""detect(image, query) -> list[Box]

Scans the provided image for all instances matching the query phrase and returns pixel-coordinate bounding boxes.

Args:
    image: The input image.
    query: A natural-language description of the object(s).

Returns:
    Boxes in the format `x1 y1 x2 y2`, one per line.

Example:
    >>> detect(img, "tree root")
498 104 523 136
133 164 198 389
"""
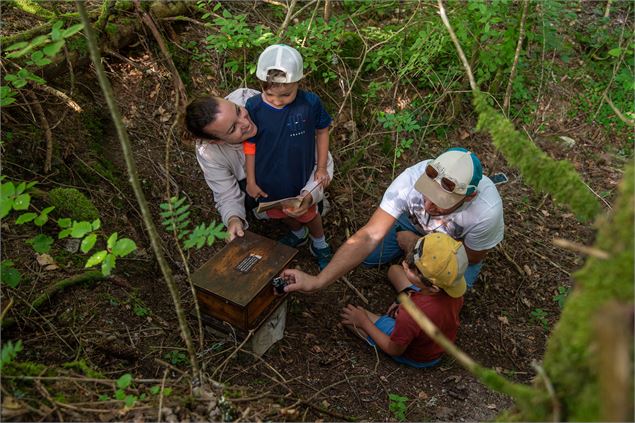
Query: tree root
1 270 106 329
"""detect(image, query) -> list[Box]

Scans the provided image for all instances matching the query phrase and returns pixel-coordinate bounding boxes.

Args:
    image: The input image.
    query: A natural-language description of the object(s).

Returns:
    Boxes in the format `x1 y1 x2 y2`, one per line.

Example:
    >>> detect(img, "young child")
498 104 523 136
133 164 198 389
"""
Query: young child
244 44 333 270
341 232 467 368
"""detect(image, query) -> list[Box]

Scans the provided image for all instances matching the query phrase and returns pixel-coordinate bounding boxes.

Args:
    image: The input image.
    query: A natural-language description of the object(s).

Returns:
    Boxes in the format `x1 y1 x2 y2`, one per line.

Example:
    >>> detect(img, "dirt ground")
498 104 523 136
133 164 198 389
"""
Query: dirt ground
1 4 631 422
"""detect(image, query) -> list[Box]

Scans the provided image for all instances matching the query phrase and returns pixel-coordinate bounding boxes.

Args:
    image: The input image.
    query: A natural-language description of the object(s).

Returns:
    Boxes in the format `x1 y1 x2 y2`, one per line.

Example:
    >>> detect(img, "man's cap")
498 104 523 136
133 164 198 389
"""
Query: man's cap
414 147 483 209
256 44 303 83
414 233 467 298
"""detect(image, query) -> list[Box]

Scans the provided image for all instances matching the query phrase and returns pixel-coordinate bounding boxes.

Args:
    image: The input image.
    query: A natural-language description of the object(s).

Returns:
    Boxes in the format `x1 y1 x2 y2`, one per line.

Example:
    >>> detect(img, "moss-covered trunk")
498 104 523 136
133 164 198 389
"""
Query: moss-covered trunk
536 164 634 421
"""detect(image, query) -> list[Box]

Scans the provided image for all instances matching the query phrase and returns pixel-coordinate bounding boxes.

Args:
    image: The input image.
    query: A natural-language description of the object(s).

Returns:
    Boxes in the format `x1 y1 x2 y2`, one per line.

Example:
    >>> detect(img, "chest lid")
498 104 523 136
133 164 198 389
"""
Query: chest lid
192 231 297 307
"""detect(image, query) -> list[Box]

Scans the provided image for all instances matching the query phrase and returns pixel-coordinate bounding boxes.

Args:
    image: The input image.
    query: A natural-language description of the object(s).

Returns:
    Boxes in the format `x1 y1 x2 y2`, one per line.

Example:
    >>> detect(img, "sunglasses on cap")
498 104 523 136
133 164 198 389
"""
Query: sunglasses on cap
413 237 425 262
425 163 476 195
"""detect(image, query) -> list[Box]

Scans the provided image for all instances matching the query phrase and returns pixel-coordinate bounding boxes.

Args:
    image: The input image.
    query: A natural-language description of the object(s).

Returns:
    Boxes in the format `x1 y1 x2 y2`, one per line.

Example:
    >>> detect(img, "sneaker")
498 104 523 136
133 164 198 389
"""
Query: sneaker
279 229 309 248
309 243 333 271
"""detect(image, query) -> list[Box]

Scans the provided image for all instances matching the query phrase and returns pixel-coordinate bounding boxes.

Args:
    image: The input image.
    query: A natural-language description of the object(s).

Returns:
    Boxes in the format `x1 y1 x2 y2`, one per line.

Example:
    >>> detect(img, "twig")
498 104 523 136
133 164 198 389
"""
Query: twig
323 0 331 21
27 91 53 173
35 84 82 113
340 276 369 304
211 330 254 380
602 93 635 127
497 245 526 276
531 361 561 422
552 238 609 260
277 0 298 37
503 0 530 115
437 0 477 91
77 1 200 377
157 369 168 423
0 297 14 322
299 0 320 48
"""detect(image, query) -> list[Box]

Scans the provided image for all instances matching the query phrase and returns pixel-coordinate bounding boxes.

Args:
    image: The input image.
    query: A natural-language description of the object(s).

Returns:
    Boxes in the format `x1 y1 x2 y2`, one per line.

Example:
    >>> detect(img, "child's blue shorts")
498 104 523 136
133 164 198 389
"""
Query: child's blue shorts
367 305 442 369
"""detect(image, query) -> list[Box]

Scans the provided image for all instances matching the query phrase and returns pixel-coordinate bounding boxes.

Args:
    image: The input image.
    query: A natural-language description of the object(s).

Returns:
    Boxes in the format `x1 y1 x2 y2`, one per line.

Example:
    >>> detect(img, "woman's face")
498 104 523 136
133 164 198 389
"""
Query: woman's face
202 98 257 144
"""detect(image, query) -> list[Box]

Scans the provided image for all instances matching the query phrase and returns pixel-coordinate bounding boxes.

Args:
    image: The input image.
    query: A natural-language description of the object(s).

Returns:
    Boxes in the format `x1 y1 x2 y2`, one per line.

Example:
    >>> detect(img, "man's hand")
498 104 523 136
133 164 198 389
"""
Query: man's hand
246 182 267 200
283 192 313 218
396 230 419 254
226 217 244 242
280 268 322 293
315 168 330 188
340 304 370 328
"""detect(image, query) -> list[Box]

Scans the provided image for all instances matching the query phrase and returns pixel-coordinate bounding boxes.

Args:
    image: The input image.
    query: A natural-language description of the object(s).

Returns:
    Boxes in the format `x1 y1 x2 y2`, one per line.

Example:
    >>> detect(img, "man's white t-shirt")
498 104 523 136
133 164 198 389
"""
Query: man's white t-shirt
379 160 504 251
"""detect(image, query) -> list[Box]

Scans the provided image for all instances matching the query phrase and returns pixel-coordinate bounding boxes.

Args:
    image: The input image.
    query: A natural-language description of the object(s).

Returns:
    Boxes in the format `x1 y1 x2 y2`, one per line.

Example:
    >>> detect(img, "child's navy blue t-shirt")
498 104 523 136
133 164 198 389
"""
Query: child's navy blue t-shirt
245 90 332 201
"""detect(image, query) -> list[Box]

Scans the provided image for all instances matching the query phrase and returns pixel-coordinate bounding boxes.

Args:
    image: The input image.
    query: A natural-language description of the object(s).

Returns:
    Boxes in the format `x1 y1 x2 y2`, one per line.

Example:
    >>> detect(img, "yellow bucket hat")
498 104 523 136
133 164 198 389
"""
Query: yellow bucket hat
413 233 468 298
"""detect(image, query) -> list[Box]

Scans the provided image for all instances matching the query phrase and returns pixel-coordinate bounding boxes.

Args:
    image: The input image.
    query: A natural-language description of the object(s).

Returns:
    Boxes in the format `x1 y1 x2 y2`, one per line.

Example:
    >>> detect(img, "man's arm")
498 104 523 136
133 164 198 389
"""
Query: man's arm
464 246 489 264
283 208 396 292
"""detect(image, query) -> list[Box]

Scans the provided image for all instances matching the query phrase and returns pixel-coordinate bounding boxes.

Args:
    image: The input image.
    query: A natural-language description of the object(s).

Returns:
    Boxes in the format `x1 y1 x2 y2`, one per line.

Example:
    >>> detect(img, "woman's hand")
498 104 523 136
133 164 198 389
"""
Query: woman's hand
226 217 245 242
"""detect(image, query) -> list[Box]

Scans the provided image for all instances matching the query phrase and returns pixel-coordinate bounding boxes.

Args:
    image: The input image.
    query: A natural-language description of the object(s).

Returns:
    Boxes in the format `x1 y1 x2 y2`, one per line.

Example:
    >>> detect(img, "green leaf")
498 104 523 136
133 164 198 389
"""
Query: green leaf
57 218 72 228
116 373 133 389
13 193 30 210
51 21 64 41
608 47 622 57
0 200 12 219
2 182 16 199
1 260 21 288
115 389 126 400
41 206 55 216
91 219 101 230
15 212 37 224
98 394 110 401
70 221 92 238
85 250 107 267
58 228 72 239
101 253 115 276
62 23 84 38
15 182 26 195
42 40 65 57
0 96 16 107
163 388 172 396
107 232 118 250
1 340 23 369
26 234 54 253
124 394 136 407
150 386 160 395
33 213 48 227
80 234 97 253
112 238 136 257
5 41 28 51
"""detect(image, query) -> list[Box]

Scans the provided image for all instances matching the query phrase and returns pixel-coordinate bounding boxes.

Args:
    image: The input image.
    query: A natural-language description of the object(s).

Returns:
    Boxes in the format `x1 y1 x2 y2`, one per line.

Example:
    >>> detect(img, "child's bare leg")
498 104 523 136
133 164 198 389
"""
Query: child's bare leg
305 213 324 238
343 308 380 340
282 217 303 231
388 264 411 293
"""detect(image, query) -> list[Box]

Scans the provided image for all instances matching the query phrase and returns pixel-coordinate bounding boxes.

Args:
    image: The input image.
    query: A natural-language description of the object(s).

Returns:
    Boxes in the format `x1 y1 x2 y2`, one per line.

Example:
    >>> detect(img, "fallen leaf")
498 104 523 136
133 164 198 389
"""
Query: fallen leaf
380 375 388 383
498 315 509 325
523 265 532 276
418 391 429 400
522 297 532 308
36 253 57 267
487 403 497 409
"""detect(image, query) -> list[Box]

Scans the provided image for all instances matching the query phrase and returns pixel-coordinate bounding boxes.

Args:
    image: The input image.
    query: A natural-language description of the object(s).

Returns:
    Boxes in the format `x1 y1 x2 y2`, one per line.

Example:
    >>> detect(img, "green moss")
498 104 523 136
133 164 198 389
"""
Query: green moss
542 164 634 421
65 35 88 55
3 360 47 377
104 23 119 34
49 188 100 222
62 360 105 379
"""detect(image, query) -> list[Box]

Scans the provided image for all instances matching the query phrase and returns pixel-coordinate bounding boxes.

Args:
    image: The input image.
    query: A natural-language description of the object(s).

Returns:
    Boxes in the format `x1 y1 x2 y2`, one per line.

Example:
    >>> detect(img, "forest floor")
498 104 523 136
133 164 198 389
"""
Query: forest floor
1 3 632 422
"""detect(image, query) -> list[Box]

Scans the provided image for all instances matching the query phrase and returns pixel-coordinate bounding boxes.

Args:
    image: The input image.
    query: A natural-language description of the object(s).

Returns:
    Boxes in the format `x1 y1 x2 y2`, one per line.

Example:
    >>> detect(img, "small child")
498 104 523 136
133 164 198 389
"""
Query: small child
244 44 333 270
341 233 467 368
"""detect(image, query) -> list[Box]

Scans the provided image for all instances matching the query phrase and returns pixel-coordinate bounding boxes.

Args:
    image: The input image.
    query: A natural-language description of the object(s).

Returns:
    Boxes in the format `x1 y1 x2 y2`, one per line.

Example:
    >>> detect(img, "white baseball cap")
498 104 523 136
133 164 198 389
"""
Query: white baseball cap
256 44 303 83
414 148 483 209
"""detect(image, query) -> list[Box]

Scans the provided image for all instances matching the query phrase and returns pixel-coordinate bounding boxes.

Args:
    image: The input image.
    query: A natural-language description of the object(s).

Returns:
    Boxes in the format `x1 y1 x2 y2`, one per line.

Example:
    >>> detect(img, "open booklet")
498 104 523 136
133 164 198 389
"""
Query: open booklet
255 180 323 214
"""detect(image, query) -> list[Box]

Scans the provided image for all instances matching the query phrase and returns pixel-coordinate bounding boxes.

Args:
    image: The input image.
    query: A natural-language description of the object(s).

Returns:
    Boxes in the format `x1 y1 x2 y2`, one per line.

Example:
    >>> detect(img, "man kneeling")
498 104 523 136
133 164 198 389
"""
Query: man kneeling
340 233 466 368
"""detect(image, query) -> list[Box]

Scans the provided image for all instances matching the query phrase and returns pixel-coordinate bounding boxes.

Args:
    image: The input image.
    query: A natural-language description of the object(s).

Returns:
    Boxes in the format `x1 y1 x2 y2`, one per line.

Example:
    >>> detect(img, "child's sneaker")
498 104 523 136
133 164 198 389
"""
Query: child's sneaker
278 229 309 248
309 243 333 271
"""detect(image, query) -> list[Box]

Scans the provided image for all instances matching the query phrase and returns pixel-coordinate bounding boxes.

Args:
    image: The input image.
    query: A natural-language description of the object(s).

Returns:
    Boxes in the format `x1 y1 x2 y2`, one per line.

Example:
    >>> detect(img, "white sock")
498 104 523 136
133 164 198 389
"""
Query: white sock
310 235 328 249
292 227 308 239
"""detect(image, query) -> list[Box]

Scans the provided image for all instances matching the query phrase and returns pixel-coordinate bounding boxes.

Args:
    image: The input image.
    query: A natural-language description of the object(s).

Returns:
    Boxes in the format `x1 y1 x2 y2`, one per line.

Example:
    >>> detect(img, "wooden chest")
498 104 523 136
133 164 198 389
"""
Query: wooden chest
192 231 297 331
